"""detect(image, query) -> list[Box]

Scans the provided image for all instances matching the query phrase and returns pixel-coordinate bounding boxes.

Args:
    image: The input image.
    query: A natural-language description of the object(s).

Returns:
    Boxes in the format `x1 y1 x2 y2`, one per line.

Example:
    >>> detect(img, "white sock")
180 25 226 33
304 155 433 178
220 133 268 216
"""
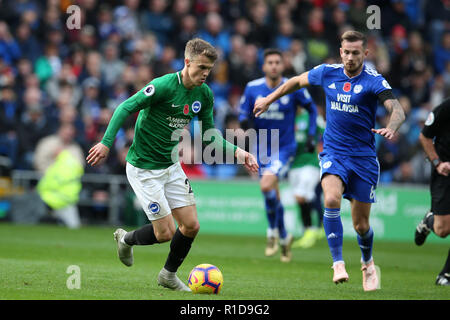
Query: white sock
332 260 345 267
267 228 278 238
279 234 291 246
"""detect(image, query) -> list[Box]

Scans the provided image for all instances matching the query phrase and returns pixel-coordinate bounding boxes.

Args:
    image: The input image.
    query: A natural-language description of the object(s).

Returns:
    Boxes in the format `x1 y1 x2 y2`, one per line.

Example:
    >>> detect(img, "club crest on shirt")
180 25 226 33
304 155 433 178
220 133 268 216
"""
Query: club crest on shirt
192 101 201 113
343 82 351 92
323 161 332 169
148 202 160 215
280 96 290 105
353 84 363 94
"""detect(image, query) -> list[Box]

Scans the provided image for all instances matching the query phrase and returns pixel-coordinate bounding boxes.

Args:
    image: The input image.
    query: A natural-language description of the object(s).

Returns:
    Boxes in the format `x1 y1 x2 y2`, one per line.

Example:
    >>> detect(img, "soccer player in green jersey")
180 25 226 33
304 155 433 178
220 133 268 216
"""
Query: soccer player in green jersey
289 109 325 249
86 38 259 291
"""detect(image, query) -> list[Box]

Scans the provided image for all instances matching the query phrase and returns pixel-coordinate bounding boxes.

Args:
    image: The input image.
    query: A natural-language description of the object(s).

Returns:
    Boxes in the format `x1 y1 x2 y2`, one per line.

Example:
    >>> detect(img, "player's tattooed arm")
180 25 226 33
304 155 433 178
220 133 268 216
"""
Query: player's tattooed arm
372 98 405 139
384 98 405 132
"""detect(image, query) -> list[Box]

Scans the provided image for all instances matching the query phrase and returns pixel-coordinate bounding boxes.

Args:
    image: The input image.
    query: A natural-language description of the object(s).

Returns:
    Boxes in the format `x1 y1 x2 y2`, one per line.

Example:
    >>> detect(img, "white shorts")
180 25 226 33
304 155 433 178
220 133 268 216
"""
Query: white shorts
126 162 196 221
288 166 320 202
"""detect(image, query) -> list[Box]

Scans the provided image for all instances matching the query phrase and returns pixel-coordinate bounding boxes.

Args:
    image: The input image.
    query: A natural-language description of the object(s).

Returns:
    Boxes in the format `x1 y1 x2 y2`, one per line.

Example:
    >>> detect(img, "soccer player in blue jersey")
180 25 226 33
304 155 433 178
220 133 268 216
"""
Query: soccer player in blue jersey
239 48 318 263
254 31 405 291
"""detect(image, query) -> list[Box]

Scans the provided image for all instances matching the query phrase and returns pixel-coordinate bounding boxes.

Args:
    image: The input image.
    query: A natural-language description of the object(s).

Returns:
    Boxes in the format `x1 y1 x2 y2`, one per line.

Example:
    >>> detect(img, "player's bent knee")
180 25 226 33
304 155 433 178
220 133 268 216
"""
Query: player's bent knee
260 173 277 193
260 181 276 193
154 228 175 243
323 194 341 208
353 222 370 236
181 221 200 238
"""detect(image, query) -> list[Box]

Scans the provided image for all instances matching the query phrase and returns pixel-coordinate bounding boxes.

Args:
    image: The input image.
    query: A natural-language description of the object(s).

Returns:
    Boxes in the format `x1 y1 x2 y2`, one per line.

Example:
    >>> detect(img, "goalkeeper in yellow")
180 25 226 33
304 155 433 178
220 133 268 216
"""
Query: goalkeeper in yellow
87 38 259 291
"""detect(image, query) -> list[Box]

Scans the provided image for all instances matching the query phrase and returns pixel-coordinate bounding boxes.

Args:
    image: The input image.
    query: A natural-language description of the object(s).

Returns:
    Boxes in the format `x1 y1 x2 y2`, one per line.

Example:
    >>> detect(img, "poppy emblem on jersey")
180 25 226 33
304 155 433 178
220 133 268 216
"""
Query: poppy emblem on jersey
353 84 363 94
192 101 201 113
148 202 160 215
143 84 155 96
343 82 351 92
183 104 190 115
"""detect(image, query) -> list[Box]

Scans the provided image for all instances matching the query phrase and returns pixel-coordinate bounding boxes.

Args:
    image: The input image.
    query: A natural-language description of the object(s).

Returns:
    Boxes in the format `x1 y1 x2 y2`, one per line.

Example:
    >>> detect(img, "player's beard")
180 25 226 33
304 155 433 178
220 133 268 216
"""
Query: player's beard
344 61 363 76
268 73 282 85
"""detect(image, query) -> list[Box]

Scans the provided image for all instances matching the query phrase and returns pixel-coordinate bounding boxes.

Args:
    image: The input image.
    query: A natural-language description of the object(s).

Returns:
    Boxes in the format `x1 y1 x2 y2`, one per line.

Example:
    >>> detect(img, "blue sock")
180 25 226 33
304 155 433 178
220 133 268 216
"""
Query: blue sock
263 190 277 230
357 227 374 264
323 208 343 263
275 202 287 240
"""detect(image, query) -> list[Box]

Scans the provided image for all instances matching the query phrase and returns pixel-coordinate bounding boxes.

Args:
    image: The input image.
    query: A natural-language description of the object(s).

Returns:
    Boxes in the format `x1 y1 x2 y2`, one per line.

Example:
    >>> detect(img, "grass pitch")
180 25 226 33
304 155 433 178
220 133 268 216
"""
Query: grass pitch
0 223 448 300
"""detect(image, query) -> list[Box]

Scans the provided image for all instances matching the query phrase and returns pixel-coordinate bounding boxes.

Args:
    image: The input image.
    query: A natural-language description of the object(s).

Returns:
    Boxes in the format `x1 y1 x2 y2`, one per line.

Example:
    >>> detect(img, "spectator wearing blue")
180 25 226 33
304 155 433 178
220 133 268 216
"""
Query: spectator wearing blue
113 0 141 41
434 32 450 75
14 58 34 100
97 4 119 41
17 88 51 170
140 0 173 45
198 12 231 56
15 22 41 64
275 18 295 52
229 43 263 89
424 0 450 48
101 42 126 89
8 0 41 25
0 22 21 66
79 77 103 124
0 86 19 164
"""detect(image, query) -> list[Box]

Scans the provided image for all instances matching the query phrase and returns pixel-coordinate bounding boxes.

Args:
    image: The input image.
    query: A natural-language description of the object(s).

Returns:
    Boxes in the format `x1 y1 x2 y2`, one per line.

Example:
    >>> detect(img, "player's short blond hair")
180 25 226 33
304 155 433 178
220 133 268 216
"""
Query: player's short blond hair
184 38 218 61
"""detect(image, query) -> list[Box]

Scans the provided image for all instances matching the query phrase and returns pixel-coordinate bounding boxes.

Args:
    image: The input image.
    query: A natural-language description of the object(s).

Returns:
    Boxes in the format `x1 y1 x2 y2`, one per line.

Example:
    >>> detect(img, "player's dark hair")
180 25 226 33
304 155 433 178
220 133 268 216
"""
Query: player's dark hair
185 38 218 61
263 48 282 60
341 30 367 48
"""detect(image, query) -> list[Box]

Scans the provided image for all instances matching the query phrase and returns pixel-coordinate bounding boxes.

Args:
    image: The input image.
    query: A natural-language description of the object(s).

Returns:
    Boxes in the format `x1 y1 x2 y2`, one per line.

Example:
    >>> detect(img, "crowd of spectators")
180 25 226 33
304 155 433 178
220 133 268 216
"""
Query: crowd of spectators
0 0 449 185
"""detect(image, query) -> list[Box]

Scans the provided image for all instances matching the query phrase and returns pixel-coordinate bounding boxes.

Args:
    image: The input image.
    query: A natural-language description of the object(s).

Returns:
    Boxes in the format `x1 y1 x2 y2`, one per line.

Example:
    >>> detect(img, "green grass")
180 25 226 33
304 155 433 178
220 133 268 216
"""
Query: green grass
0 223 448 300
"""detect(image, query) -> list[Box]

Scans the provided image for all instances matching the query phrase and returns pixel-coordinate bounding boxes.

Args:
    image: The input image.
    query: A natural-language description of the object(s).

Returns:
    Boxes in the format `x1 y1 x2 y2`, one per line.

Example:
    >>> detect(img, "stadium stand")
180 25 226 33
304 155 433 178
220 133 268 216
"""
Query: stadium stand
0 0 449 223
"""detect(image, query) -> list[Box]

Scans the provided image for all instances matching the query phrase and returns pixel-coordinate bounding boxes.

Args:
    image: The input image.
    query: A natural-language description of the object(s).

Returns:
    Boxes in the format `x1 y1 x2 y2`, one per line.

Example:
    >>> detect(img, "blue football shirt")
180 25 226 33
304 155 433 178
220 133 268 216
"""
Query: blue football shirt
308 63 391 157
239 77 317 156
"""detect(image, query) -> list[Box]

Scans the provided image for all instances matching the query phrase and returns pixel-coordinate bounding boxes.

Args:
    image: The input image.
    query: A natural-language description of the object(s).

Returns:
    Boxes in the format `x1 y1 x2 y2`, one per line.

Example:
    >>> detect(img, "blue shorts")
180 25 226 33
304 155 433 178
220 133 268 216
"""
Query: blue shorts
259 147 295 178
319 151 380 203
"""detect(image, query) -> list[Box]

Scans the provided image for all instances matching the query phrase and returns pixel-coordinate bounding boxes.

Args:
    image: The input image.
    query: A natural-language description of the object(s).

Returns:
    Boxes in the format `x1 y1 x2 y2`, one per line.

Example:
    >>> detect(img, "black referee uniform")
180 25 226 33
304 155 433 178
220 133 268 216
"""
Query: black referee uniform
416 97 450 286
421 98 450 215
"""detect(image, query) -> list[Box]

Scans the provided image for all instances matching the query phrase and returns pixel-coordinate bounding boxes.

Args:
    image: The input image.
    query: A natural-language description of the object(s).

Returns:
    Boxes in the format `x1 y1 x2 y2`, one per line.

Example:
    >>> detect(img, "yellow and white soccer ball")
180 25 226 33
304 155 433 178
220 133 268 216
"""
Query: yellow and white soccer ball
187 264 223 294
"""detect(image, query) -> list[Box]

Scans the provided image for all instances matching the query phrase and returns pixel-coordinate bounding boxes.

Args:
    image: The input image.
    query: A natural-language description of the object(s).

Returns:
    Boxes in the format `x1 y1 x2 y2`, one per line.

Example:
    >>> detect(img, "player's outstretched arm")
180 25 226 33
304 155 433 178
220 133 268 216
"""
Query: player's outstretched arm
235 147 259 173
371 98 405 139
86 142 110 166
253 72 310 117
86 89 146 166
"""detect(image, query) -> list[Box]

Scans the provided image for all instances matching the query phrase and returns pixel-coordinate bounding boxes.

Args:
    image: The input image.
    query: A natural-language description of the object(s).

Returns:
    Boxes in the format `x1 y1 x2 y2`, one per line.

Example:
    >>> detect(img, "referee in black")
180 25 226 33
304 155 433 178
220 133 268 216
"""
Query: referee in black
415 97 450 286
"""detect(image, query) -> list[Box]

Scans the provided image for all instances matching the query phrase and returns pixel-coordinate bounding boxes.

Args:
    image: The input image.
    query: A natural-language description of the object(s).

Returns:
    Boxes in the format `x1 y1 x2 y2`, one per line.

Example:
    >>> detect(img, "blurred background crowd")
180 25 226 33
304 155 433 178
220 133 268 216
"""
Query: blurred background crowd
0 0 449 185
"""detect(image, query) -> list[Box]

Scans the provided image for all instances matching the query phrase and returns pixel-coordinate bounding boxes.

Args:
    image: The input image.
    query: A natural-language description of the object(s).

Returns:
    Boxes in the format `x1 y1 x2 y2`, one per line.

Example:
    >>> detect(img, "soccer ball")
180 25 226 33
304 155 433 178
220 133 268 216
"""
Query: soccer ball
187 264 223 294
